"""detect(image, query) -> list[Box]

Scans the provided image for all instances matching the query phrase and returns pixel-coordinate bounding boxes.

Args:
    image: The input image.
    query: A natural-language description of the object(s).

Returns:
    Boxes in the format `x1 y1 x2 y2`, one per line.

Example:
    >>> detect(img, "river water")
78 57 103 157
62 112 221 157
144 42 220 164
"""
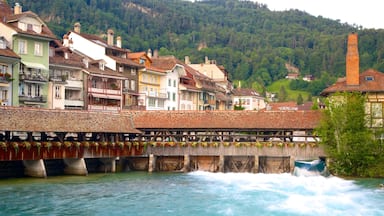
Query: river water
0 171 383 216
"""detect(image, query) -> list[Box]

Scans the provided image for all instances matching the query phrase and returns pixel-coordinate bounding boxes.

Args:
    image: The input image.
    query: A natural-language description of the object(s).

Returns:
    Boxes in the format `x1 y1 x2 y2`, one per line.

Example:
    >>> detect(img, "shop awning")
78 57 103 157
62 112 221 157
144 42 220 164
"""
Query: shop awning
21 61 48 70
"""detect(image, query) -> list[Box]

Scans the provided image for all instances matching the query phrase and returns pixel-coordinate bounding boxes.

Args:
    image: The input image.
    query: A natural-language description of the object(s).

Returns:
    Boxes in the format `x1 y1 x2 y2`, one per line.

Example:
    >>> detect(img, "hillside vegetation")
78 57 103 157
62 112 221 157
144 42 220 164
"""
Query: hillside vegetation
7 0 384 97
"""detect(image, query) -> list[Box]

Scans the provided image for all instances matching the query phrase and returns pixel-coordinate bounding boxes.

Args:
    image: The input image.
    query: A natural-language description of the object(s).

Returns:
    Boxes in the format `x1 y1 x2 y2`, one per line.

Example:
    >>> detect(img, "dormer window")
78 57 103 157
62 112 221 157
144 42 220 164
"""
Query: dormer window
99 62 105 70
139 58 145 64
119 66 124 72
0 38 5 49
83 58 89 68
365 76 374 81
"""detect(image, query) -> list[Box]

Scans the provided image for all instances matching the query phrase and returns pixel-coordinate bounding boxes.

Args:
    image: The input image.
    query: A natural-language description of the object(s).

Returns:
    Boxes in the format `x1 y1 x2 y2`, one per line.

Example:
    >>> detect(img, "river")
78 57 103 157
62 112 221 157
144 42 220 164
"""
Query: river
0 171 383 216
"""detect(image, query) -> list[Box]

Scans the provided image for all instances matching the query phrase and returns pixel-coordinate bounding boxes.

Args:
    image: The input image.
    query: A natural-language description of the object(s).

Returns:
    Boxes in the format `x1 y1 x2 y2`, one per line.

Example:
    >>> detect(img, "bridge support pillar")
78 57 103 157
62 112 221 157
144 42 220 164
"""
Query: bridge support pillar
64 158 88 176
99 158 117 173
218 155 225 172
182 154 190 172
254 156 259 173
290 156 295 173
23 159 47 178
148 154 156 173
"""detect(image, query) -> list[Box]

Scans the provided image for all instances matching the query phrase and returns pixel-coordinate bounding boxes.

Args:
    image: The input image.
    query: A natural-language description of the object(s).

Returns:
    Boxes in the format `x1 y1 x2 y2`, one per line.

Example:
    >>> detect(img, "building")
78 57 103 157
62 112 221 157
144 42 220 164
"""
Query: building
187 56 233 110
128 50 167 110
321 32 384 128
232 88 266 111
67 23 144 111
150 55 187 111
0 2 56 108
49 39 85 110
0 36 20 106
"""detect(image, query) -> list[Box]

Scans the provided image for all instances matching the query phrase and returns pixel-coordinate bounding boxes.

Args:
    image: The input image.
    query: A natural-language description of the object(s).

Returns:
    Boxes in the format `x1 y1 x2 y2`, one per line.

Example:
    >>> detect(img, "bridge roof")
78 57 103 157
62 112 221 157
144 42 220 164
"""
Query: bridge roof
0 107 140 133
131 110 322 130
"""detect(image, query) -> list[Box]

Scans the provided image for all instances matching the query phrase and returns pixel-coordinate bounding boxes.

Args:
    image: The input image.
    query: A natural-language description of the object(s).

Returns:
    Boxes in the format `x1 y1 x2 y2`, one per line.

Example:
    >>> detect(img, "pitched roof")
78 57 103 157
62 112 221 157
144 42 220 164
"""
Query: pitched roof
321 69 384 95
0 106 140 133
108 55 144 68
0 47 20 59
72 32 127 53
232 88 261 97
3 11 56 40
131 110 322 130
150 56 181 71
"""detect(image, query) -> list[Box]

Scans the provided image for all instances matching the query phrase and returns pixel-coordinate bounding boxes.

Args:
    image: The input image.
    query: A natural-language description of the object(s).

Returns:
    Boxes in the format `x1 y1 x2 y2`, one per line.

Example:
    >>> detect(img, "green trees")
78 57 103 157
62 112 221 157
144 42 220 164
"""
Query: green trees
9 0 384 96
316 92 384 177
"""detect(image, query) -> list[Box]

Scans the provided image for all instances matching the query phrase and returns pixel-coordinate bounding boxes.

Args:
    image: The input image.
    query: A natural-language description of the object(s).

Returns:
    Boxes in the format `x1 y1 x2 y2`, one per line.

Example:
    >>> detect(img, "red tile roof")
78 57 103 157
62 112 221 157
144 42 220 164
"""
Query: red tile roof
0 47 20 59
0 106 140 133
130 110 322 130
108 55 144 68
321 69 384 95
232 88 261 97
4 11 56 40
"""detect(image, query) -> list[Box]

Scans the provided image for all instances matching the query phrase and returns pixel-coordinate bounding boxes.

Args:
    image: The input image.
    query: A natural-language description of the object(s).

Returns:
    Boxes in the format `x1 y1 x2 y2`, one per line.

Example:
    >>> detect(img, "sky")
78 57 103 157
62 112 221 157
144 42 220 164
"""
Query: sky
254 0 383 29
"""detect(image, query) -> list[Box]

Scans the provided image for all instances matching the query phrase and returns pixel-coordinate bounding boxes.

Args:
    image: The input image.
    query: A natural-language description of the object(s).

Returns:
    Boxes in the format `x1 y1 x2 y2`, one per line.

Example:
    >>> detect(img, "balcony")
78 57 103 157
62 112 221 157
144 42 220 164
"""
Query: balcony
20 73 48 83
19 95 47 103
147 91 168 99
88 104 120 112
65 80 83 90
89 87 121 95
64 99 84 107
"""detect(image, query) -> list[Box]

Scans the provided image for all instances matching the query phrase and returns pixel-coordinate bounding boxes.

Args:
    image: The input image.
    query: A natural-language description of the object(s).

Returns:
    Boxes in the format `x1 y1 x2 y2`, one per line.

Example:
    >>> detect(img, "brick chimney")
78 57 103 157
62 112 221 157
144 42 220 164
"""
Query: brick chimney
107 29 114 46
74 22 81 34
14 3 22 15
346 32 359 86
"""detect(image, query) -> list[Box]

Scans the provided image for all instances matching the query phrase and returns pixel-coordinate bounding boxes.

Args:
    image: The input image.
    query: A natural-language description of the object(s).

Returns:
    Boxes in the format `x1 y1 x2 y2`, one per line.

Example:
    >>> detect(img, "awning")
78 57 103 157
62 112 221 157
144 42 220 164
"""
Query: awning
21 61 48 70
91 93 121 100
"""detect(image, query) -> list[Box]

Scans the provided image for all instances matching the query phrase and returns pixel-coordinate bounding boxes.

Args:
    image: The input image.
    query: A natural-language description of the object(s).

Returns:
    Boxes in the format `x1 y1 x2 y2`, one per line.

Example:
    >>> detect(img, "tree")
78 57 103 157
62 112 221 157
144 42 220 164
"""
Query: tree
296 93 303 105
316 92 384 177
278 86 287 102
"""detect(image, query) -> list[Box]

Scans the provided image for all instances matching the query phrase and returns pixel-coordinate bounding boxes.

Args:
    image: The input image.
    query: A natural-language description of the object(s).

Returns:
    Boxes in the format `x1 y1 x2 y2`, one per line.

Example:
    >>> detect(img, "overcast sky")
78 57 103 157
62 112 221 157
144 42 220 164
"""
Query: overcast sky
254 0 383 29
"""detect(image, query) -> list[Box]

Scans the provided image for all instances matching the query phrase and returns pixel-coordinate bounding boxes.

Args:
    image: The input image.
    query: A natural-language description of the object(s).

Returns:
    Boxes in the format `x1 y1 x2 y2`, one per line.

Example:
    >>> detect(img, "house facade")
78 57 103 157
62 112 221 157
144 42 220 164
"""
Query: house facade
0 3 56 108
129 51 167 110
0 36 20 106
49 39 85 110
321 33 384 128
232 88 266 111
67 23 144 111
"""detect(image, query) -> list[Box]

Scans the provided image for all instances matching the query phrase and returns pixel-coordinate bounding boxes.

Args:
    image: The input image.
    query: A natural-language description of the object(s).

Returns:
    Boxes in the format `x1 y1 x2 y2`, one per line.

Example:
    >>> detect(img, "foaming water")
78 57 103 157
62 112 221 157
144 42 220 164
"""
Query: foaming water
0 172 383 216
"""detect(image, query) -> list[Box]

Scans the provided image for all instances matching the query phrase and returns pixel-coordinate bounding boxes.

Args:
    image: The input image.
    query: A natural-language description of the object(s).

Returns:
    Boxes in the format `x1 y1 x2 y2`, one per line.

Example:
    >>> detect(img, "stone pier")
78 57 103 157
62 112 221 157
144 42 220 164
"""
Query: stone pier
63 158 88 176
23 159 47 178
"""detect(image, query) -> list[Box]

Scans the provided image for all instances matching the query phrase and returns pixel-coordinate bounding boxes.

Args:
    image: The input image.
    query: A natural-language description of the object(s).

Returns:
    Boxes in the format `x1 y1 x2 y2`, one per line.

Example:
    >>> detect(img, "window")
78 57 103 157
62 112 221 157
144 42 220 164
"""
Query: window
167 92 170 100
158 100 164 108
130 68 136 76
124 80 129 90
365 76 374 81
35 85 41 97
119 66 124 72
148 98 155 107
34 42 43 56
27 84 32 96
0 38 5 49
139 58 145 64
18 40 27 54
172 92 176 101
168 79 171 86
130 80 136 91
55 85 61 99
92 79 97 88
173 80 176 87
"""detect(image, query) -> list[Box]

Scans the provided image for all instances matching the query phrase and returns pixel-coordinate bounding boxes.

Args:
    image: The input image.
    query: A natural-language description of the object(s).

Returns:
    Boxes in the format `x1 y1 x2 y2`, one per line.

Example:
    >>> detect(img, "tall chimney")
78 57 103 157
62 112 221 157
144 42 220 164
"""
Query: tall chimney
346 32 359 86
116 36 122 48
185 56 190 64
107 29 114 46
147 48 152 58
74 22 81 34
14 3 22 15
63 34 69 47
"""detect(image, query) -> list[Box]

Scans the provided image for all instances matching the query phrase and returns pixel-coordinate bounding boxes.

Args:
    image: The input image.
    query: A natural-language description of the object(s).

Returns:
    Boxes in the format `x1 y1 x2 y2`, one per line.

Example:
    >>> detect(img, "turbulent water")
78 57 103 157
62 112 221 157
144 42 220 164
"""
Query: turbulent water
0 171 383 216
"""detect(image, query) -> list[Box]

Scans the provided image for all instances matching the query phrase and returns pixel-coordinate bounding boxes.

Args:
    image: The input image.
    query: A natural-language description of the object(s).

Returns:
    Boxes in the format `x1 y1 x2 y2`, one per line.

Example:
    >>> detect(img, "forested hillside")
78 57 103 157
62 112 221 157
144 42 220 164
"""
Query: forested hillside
7 0 384 96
